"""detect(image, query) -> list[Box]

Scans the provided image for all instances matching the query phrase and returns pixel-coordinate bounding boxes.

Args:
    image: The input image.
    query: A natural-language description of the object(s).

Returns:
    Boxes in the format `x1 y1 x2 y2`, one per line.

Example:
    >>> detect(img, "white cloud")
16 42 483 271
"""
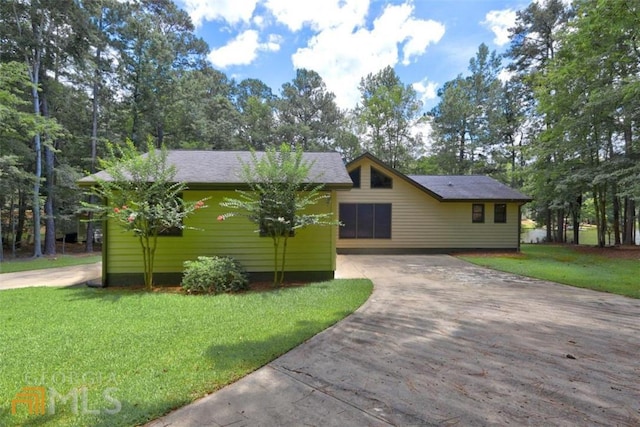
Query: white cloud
182 0 259 27
208 30 280 68
265 33 283 51
264 0 369 32
498 68 514 83
412 77 439 105
291 2 445 109
534 0 572 6
482 9 517 46
252 14 265 28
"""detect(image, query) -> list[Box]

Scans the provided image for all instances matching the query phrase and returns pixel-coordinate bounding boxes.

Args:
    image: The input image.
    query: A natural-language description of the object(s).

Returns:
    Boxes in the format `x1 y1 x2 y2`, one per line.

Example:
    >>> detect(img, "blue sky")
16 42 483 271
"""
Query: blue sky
176 0 533 111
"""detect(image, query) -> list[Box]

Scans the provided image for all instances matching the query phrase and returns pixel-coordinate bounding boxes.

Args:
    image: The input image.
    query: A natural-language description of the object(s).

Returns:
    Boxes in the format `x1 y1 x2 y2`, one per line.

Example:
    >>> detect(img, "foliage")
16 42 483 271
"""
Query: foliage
220 144 340 286
429 44 505 176
1 0 638 268
275 69 342 151
0 279 373 426
531 0 639 246
357 66 423 170
84 140 207 290
114 0 209 147
505 0 575 244
182 256 249 294
460 245 639 298
0 62 35 261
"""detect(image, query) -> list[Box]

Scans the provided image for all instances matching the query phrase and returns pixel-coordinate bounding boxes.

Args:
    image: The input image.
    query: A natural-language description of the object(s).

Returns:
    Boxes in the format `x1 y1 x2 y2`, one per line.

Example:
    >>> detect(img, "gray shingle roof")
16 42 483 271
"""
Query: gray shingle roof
408 175 531 202
79 150 352 188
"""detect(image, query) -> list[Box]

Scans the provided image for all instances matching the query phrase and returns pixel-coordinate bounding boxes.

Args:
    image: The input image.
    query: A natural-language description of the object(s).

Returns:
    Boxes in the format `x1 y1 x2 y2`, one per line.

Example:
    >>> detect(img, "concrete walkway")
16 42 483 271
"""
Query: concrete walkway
147 255 640 426
0 262 102 290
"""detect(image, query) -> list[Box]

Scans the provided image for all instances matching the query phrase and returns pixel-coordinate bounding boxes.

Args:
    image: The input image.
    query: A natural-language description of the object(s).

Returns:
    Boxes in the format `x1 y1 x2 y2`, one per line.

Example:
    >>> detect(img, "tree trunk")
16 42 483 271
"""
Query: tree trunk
30 74 43 258
594 185 607 248
42 90 56 256
545 207 552 242
15 191 26 250
458 128 465 174
43 144 56 255
86 33 102 253
623 198 635 245
572 195 581 245
613 193 621 245
556 209 564 243
157 122 164 147
622 122 635 245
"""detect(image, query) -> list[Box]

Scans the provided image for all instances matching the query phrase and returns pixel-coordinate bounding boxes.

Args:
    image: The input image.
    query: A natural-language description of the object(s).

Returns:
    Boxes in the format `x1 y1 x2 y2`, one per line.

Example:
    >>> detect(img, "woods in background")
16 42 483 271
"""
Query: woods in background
0 0 638 257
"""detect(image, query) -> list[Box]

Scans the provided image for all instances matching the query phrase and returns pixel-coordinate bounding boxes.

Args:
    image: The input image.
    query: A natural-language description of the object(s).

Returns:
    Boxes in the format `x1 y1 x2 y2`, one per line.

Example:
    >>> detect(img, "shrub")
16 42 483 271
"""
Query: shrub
182 256 249 294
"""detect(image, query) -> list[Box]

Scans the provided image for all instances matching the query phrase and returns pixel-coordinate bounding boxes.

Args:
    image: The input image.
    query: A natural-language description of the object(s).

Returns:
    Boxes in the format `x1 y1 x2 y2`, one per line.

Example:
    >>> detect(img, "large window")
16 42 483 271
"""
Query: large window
339 203 391 239
494 204 507 223
370 167 392 188
349 167 361 188
472 204 485 223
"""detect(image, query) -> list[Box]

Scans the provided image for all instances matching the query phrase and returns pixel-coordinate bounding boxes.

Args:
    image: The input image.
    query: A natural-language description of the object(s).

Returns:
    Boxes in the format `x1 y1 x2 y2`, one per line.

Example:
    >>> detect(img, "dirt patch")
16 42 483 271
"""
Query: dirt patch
247 281 308 292
573 244 640 260
456 250 527 259
459 244 640 260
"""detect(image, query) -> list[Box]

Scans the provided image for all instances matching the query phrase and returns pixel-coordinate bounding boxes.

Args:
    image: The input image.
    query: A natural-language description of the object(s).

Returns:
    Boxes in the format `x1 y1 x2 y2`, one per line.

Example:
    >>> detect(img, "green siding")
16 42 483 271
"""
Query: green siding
105 190 338 282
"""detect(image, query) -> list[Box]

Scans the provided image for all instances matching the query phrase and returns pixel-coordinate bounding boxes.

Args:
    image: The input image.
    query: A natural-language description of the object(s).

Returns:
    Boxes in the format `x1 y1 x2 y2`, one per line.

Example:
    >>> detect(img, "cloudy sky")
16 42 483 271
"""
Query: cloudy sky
176 0 528 111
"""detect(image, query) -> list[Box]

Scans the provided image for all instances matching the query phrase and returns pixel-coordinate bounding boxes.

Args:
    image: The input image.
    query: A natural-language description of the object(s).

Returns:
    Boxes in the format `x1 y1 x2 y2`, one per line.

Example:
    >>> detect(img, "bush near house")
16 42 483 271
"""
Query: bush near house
182 256 249 294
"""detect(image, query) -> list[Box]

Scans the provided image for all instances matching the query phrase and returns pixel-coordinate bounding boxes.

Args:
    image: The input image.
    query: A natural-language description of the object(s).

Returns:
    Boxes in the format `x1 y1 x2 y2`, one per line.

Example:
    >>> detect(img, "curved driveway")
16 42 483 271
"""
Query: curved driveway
149 255 640 426
0 262 102 289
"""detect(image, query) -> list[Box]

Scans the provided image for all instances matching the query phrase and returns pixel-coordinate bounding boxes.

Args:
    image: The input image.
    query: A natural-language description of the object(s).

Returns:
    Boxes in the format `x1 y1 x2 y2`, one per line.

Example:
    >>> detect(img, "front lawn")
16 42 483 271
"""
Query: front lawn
459 244 639 298
0 279 372 426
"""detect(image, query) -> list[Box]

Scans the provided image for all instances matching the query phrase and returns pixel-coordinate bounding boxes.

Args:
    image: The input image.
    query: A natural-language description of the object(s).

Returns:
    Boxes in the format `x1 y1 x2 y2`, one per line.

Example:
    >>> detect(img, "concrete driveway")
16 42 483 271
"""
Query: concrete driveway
148 255 640 426
0 262 102 290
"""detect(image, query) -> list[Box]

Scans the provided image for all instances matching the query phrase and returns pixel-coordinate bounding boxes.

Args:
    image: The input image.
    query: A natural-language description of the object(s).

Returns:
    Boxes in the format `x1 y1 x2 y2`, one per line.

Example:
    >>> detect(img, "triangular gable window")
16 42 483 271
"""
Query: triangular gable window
349 166 361 188
370 167 392 189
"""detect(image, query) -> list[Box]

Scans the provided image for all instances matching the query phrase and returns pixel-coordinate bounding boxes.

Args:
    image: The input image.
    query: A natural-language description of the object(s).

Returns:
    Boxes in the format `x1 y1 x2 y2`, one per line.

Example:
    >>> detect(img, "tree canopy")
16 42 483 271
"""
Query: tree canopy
0 0 638 260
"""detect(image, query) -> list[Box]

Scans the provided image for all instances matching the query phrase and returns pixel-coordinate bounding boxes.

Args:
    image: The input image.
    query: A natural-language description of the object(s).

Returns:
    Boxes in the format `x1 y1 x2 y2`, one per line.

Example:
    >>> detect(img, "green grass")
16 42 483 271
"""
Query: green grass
0 255 101 274
460 244 639 298
0 279 372 426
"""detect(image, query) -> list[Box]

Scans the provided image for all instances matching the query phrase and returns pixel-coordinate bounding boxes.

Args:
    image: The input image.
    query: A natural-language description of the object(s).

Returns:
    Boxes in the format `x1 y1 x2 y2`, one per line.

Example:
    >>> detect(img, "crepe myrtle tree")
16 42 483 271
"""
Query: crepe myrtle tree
84 140 207 290
219 144 340 286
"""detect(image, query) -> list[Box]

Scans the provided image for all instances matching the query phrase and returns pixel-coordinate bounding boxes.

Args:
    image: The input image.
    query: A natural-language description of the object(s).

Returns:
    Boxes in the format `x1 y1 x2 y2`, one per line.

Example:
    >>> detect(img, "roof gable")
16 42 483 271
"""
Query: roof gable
346 152 531 202
346 152 441 198
79 150 353 188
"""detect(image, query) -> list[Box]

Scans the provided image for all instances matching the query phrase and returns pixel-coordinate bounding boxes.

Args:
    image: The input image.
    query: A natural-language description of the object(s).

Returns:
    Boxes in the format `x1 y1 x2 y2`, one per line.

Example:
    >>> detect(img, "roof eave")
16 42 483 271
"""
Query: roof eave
77 180 352 191
439 198 533 203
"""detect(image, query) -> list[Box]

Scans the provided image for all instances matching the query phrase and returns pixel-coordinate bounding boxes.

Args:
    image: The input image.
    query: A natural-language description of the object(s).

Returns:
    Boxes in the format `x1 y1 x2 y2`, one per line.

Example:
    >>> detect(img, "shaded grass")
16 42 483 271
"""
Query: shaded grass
459 244 639 298
0 255 101 274
0 279 372 426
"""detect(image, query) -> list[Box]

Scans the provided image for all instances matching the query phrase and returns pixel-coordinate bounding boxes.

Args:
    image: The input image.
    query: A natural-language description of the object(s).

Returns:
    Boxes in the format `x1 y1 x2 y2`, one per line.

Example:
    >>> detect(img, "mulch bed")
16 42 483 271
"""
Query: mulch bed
99 281 309 294
459 244 640 260
573 244 640 260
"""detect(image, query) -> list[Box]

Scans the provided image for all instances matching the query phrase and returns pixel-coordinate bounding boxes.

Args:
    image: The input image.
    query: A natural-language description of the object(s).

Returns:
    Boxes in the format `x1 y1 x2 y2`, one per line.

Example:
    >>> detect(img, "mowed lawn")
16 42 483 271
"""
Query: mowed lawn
0 279 372 426
460 244 639 298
